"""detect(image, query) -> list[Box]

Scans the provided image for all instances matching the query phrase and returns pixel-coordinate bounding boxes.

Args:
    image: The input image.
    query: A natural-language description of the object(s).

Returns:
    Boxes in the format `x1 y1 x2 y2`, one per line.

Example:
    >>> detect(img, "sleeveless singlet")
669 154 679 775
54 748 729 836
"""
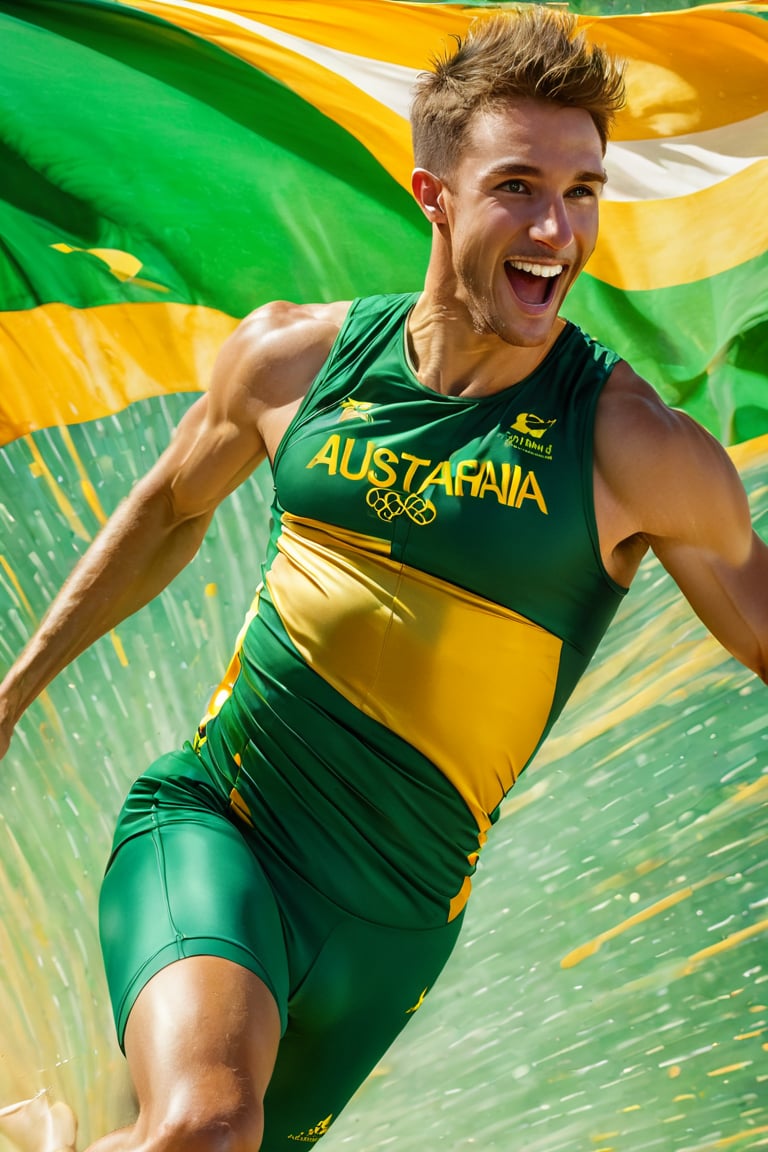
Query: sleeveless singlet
196 293 627 924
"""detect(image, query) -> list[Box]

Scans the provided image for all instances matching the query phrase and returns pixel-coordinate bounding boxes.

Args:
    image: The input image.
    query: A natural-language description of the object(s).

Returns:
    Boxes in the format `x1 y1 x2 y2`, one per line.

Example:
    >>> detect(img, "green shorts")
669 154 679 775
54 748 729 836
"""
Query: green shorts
99 748 463 1149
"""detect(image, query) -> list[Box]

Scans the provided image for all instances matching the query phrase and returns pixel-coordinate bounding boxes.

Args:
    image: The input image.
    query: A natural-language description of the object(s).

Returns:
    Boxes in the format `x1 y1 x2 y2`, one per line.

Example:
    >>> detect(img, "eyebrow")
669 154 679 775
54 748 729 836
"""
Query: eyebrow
486 163 608 185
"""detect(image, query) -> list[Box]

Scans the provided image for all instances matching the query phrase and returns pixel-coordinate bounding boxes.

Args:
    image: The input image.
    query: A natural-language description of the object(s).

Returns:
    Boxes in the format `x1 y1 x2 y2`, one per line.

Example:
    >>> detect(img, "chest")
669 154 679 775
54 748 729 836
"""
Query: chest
273 369 593 618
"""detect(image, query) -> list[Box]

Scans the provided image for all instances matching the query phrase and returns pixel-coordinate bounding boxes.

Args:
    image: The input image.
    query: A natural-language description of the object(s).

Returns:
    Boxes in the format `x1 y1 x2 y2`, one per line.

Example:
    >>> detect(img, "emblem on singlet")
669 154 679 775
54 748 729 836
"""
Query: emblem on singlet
504 412 557 460
366 488 437 525
339 397 376 422
510 412 556 439
287 1114 333 1142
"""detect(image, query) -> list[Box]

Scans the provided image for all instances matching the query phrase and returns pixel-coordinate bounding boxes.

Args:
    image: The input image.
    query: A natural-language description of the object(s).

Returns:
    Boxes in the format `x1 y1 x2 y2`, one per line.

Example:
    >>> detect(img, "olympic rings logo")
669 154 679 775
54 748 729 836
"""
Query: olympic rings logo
365 487 437 525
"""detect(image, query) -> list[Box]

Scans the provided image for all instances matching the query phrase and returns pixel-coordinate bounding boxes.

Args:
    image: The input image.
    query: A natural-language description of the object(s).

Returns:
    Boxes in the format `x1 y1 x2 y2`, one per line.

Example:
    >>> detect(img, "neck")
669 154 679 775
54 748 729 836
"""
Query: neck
407 281 565 398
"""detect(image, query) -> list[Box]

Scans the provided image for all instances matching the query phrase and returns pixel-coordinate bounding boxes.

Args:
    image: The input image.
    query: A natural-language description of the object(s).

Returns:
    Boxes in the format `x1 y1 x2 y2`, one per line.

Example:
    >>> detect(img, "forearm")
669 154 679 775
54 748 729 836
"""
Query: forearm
0 481 211 730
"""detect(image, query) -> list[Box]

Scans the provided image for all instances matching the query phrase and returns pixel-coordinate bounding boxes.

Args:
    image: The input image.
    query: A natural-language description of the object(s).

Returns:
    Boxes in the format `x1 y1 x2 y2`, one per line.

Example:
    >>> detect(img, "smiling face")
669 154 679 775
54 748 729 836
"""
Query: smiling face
431 98 606 348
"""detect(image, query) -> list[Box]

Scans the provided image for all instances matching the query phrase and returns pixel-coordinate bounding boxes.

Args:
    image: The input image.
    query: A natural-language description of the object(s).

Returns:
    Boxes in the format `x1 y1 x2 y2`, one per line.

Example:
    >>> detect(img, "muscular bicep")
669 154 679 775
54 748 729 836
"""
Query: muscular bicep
138 298 346 525
159 390 266 522
140 331 268 524
597 367 767 681
650 527 768 682
642 424 767 680
134 393 265 526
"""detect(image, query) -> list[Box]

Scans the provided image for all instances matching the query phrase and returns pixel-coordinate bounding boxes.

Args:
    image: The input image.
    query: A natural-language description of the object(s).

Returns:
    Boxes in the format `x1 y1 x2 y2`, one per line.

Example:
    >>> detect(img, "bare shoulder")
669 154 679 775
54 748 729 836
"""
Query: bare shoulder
597 359 702 451
210 299 350 456
595 360 751 559
233 299 350 359
220 299 351 405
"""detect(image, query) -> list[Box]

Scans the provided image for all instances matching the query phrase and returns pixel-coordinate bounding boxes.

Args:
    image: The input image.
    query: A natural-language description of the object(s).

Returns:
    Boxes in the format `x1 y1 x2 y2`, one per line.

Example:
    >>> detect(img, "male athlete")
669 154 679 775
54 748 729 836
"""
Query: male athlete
1 8 766 1152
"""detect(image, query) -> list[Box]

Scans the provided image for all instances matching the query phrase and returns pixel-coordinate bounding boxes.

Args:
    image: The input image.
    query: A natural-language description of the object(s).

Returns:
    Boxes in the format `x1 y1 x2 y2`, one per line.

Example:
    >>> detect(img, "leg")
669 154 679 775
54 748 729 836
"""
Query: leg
91 751 293 1152
260 908 465 1149
1 791 287 1152
87 955 281 1152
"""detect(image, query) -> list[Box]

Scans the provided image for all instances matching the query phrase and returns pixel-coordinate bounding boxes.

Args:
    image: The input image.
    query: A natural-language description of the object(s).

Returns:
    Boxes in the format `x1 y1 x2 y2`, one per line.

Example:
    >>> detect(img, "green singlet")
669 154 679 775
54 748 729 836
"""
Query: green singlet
100 293 626 1147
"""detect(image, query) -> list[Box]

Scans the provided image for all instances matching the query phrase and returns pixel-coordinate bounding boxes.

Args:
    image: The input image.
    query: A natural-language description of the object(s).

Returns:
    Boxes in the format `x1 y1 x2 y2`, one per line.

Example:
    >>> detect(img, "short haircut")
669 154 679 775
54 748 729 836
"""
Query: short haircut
411 6 626 175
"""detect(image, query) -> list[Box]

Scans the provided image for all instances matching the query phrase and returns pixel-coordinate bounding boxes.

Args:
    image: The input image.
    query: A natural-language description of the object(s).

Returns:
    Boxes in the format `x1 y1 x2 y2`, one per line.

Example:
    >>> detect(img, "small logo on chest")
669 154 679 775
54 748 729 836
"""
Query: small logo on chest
339 397 376 422
504 412 557 459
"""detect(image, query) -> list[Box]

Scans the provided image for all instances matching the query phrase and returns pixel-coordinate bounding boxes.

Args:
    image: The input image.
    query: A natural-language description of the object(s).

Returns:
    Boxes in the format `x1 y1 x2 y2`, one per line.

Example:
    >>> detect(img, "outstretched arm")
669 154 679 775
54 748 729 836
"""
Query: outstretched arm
645 470 767 683
596 364 768 683
0 300 346 757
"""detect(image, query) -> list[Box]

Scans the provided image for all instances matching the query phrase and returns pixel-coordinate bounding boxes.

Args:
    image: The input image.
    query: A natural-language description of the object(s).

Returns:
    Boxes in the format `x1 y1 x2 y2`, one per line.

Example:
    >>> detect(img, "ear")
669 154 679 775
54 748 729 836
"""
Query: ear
411 168 447 224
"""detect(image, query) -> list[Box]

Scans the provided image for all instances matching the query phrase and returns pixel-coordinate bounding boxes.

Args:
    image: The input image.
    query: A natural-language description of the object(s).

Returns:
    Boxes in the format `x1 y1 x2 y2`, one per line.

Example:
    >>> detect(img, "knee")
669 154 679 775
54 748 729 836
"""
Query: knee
143 1100 265 1152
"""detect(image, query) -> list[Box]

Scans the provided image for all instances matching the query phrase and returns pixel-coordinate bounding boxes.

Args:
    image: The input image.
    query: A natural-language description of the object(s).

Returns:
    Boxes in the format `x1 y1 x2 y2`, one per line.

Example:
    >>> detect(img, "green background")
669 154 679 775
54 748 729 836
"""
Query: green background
0 0 766 1147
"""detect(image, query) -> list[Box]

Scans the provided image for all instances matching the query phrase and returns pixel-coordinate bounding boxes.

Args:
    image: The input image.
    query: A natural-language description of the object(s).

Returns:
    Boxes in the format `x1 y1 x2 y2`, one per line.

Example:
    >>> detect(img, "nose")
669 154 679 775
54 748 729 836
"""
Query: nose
529 197 573 249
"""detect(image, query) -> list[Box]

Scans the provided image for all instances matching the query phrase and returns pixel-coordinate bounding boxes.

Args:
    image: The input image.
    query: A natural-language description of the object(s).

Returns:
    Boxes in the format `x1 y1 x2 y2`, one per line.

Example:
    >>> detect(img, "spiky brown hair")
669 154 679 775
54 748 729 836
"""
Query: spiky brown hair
411 7 626 174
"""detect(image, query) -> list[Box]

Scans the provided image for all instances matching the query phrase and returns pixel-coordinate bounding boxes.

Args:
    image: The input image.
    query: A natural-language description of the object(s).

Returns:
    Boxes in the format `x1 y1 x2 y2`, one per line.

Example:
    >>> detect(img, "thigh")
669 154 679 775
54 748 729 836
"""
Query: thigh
261 912 464 1150
99 797 290 1049
121 954 281 1145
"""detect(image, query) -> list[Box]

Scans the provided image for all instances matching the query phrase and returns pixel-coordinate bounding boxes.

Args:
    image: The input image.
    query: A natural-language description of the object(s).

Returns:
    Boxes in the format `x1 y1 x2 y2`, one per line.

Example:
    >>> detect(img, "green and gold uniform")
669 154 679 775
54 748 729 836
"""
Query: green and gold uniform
100 293 626 1147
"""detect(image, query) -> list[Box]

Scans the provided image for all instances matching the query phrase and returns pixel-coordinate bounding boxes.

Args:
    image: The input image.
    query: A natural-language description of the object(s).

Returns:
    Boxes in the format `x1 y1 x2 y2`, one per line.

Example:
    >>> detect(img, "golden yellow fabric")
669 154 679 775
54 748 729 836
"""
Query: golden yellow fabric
0 301 236 446
266 513 563 832
129 2 768 137
591 160 768 291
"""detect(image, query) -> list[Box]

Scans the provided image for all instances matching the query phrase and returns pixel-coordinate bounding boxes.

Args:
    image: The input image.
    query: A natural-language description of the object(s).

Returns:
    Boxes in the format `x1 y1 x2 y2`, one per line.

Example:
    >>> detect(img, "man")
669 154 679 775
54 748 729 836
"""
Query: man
0 7 766 1152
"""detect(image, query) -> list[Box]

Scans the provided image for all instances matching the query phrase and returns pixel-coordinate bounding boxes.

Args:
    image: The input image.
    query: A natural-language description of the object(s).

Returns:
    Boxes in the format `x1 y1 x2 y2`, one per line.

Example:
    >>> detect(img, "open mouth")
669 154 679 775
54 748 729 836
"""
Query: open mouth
504 259 564 307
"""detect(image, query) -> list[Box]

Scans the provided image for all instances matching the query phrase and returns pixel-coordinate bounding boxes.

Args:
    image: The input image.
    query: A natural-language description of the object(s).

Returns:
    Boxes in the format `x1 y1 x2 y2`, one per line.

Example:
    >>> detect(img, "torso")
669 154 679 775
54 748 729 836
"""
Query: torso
255 298 650 592
255 293 625 810
197 293 634 922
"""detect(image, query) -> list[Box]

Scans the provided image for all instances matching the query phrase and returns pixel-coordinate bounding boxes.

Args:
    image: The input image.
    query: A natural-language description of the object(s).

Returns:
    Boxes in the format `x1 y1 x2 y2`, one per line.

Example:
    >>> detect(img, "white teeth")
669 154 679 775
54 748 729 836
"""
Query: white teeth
508 260 563 278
